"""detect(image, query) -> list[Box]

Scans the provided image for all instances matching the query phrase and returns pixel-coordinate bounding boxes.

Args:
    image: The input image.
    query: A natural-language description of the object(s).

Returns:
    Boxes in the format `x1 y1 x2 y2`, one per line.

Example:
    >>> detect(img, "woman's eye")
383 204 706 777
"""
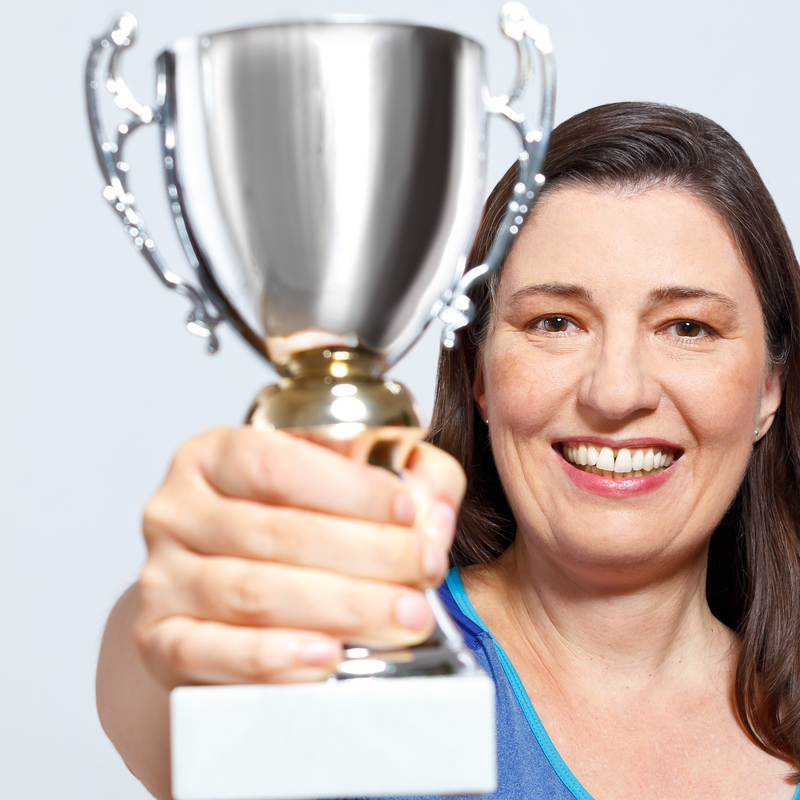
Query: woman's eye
667 320 710 338
531 316 577 334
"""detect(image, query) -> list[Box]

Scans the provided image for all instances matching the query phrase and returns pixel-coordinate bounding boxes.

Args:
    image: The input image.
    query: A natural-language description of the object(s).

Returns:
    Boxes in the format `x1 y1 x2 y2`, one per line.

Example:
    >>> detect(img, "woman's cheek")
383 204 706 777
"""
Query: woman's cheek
485 338 580 431
662 349 764 454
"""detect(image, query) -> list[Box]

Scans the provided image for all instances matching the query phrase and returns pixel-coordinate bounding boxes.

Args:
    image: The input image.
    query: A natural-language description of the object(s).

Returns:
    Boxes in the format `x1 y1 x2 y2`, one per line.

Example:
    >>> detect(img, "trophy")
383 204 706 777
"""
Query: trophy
86 6 554 798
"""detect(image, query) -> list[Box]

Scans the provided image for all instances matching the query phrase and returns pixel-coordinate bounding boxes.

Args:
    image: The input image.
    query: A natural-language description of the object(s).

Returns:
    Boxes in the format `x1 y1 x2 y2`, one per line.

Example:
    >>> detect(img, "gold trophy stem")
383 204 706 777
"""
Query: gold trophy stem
246 346 425 472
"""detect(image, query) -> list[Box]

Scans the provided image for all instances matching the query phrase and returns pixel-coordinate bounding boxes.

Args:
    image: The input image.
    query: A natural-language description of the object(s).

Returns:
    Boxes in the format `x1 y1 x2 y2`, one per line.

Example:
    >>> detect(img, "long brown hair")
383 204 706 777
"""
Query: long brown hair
428 102 800 772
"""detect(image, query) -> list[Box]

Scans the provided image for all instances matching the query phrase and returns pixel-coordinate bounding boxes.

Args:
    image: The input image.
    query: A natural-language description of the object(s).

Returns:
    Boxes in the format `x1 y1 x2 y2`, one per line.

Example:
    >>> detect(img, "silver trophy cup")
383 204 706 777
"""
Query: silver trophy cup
87 6 554 799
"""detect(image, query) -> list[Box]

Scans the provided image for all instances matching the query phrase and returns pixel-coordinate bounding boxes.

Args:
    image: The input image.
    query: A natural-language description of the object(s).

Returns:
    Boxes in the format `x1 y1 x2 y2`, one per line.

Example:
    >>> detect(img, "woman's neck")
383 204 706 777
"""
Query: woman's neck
463 537 736 695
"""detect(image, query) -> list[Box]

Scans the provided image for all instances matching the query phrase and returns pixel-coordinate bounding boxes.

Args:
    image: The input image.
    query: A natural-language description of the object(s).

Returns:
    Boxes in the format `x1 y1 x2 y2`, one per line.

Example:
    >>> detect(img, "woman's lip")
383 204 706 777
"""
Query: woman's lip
554 436 681 450
557 452 678 498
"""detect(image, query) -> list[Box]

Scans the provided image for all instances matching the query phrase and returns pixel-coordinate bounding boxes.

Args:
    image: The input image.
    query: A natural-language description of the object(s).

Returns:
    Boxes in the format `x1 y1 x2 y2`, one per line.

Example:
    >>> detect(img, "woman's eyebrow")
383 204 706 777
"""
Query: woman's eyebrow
508 282 593 307
648 286 742 317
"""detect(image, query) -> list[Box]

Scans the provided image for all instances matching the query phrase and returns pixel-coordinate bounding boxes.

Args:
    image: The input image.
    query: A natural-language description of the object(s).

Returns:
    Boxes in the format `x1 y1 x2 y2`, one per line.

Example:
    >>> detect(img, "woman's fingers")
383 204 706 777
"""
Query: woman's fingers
138 616 343 687
140 552 436 648
147 493 448 588
185 427 415 525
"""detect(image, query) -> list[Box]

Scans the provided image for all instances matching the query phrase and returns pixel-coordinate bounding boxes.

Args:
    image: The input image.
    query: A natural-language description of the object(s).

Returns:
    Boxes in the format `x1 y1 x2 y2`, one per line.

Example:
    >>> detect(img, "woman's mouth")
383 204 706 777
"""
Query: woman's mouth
559 442 681 479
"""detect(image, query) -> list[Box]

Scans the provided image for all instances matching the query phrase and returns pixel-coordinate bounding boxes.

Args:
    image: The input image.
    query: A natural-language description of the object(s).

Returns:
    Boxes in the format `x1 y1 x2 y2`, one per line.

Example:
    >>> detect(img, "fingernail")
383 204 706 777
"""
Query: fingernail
426 502 456 549
423 542 447 582
395 593 433 630
394 493 417 526
299 639 340 666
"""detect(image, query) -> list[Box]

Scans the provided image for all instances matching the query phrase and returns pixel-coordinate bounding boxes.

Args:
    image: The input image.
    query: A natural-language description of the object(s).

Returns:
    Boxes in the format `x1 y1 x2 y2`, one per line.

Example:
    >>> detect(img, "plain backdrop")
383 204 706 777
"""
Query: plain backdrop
2 0 799 797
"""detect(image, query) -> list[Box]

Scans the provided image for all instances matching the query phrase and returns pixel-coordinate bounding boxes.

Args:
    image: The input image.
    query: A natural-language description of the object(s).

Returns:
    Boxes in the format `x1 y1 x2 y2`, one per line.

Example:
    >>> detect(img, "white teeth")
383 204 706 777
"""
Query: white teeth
596 446 616 471
563 442 677 479
614 448 633 473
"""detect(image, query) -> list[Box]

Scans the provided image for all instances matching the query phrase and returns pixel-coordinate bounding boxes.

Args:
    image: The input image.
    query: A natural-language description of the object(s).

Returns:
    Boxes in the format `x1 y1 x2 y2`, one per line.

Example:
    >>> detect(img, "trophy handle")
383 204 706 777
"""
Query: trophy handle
438 2 556 348
85 13 221 353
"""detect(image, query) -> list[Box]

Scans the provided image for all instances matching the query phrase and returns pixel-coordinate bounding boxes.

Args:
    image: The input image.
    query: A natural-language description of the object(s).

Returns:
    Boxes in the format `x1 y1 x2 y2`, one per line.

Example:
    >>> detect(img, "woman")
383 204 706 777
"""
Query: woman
97 102 800 799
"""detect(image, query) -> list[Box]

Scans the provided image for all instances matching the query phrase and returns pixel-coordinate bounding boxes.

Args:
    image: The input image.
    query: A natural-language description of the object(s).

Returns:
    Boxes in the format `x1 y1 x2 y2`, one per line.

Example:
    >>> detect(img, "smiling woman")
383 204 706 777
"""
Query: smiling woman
430 102 800 797
97 102 800 800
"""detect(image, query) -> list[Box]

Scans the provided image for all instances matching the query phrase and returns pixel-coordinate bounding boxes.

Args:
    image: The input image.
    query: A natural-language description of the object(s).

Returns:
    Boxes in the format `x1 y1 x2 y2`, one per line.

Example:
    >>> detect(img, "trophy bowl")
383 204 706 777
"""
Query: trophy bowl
86 5 554 798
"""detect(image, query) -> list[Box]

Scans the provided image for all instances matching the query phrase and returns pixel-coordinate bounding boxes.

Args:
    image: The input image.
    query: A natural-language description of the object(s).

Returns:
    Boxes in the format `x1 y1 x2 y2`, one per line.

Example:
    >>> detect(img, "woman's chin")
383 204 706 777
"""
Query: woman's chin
513 480 706 587
524 530 696 591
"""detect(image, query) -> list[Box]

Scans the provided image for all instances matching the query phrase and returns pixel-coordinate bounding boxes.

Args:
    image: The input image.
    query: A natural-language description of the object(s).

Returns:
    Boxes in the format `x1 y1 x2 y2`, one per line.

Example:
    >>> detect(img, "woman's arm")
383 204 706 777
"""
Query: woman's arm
96 427 464 799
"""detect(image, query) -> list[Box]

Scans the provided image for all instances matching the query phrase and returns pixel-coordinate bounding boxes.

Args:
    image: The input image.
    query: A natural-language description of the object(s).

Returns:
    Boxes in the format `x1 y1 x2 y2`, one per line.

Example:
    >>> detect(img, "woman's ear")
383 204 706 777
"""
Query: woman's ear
473 357 488 423
756 366 783 439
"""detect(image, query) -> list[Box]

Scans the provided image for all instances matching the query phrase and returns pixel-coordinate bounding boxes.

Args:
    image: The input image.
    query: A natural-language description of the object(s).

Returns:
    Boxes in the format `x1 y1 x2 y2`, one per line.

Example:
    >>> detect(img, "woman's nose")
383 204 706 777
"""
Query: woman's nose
577 333 660 420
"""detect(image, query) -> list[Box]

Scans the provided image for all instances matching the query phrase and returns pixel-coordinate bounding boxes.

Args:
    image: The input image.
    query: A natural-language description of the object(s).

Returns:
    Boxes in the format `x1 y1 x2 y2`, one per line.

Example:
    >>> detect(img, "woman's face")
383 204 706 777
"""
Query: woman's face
474 186 782 584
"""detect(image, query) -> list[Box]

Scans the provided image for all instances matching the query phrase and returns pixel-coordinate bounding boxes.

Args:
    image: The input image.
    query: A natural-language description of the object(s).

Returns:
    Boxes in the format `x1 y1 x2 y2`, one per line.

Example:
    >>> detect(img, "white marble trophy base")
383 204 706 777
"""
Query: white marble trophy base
171 674 496 800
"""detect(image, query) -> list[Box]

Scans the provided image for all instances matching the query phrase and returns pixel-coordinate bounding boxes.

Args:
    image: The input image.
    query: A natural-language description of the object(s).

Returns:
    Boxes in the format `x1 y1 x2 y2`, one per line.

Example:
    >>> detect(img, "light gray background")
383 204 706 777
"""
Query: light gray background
2 0 799 797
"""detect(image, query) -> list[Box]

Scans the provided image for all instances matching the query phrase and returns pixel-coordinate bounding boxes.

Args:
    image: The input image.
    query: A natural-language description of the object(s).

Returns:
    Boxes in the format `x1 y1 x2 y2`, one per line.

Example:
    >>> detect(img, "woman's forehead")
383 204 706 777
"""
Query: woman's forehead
499 185 755 306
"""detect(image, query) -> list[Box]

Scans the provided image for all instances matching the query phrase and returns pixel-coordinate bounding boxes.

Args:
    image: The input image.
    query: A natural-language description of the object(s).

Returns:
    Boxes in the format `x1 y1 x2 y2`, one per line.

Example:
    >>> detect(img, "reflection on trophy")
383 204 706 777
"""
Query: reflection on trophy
86 5 554 798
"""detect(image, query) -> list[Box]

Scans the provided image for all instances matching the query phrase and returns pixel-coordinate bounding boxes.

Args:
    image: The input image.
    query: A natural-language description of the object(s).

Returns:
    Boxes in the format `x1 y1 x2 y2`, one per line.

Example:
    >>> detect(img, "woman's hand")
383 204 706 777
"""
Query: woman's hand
135 427 466 688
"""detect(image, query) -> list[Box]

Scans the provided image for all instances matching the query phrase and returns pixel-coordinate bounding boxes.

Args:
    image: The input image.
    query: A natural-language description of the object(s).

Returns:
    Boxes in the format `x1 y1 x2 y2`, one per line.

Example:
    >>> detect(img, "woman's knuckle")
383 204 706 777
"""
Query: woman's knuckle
168 435 208 480
136 620 175 672
224 568 274 621
237 637 274 681
257 453 295 504
138 562 168 604
161 627 193 673
233 432 284 500
339 590 372 631
142 494 181 546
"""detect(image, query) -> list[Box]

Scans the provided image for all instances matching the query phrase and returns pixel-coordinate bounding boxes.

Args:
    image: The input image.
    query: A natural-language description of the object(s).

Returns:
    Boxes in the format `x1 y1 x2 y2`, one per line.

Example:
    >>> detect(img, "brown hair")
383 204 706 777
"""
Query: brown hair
428 102 800 772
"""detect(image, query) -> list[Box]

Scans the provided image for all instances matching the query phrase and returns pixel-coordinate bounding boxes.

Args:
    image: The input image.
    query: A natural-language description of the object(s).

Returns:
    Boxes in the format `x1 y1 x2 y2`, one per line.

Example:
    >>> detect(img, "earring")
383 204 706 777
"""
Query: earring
754 428 759 440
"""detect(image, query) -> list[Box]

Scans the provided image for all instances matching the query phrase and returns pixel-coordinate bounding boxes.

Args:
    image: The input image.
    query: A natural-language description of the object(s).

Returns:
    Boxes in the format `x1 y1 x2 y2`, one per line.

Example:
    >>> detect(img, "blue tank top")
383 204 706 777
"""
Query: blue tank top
342 568 800 800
